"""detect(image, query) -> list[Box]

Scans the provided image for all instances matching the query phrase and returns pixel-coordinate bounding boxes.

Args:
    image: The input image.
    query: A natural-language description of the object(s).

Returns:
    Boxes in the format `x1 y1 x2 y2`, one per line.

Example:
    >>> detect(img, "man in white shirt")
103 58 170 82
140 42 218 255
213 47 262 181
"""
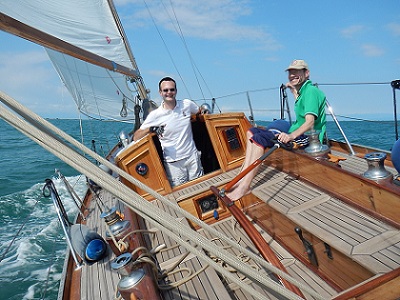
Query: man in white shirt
133 77 203 187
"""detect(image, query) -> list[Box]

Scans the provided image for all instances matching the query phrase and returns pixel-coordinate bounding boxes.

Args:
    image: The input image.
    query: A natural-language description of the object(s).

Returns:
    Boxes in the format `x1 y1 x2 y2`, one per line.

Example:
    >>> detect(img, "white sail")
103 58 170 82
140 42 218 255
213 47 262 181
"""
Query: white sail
0 0 147 120
46 48 138 120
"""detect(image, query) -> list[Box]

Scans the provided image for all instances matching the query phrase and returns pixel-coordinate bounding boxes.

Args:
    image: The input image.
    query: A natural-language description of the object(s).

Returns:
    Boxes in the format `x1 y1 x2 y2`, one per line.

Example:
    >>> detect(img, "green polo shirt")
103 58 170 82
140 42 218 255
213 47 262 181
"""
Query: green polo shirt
289 80 326 142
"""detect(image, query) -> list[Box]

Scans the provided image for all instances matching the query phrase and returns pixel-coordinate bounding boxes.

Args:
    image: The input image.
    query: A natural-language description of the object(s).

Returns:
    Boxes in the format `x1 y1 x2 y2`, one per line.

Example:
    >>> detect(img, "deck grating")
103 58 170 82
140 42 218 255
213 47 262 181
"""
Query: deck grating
73 150 399 300
144 198 232 299
252 153 400 275
197 217 337 300
331 149 397 176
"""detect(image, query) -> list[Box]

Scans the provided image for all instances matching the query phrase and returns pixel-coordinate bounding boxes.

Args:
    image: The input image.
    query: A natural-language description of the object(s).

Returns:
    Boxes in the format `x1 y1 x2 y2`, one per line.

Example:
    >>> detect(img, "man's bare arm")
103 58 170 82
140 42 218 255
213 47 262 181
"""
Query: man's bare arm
133 128 150 141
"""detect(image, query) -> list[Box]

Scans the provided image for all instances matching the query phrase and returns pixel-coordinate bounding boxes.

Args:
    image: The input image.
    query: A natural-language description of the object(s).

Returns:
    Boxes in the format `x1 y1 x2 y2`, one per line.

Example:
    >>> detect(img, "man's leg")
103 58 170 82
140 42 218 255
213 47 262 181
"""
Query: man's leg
226 137 264 201
164 160 188 187
186 151 204 181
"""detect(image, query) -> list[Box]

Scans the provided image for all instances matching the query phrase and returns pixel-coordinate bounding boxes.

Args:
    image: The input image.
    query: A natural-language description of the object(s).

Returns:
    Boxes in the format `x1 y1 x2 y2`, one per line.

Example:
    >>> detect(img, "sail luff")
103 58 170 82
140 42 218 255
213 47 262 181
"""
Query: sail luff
107 0 149 101
0 12 139 79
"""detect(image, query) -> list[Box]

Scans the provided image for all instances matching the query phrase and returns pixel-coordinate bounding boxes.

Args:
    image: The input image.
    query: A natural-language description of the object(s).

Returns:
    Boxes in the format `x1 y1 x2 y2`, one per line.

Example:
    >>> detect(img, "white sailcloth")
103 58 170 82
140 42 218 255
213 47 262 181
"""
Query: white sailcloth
0 0 144 120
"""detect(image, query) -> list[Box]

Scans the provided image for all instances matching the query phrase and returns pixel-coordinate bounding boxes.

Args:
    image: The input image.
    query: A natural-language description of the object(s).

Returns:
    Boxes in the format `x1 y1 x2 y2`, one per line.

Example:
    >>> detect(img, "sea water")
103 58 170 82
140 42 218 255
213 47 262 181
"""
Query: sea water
0 118 398 299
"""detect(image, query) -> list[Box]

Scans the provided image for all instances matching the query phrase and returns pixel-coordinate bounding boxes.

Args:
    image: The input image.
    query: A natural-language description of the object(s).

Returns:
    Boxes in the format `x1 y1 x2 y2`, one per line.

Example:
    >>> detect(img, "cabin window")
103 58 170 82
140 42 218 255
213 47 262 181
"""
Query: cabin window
224 127 241 150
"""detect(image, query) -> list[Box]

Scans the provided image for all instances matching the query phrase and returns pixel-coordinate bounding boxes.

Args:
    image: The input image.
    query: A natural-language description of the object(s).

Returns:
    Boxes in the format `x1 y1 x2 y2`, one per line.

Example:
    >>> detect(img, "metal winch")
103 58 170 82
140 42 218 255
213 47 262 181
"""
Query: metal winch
119 130 130 148
304 130 330 157
101 207 131 254
363 152 392 180
111 252 147 300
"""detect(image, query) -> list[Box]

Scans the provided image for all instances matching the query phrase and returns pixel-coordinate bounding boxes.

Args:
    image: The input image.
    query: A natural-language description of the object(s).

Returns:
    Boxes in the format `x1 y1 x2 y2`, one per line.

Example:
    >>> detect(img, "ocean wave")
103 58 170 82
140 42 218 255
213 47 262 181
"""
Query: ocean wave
0 174 88 300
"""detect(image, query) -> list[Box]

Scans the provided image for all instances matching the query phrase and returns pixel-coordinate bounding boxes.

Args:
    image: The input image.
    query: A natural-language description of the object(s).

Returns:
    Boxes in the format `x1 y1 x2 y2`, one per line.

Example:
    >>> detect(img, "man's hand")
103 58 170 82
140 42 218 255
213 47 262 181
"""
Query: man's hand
278 132 294 144
149 125 165 137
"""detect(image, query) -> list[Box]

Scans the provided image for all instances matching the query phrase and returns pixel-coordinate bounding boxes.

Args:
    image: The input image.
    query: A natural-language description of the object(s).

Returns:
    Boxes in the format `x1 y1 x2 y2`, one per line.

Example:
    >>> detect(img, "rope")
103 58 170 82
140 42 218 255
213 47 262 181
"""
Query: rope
0 91 324 300
0 92 315 299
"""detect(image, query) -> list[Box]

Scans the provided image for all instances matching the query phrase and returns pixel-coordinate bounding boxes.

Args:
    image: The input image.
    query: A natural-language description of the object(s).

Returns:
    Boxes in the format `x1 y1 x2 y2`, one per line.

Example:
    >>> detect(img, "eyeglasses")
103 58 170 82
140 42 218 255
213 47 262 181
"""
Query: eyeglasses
162 88 176 93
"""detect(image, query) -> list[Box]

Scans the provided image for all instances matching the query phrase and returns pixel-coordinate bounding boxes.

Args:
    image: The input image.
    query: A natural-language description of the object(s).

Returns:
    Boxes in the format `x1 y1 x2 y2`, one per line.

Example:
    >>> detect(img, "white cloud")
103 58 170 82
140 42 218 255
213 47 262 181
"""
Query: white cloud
361 44 384 57
119 0 281 51
0 50 51 90
340 25 365 38
387 22 400 37
0 49 76 116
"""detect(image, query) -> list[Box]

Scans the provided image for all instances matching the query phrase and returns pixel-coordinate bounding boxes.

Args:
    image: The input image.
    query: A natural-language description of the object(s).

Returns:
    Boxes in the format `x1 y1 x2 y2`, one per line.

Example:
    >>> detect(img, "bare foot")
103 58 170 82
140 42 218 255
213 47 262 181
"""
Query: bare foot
226 186 251 201
228 178 243 191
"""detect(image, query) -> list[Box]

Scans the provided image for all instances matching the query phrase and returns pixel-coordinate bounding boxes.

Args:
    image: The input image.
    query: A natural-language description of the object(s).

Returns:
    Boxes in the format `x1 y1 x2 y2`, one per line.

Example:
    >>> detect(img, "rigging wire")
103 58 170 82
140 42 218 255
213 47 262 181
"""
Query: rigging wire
327 114 387 123
205 86 280 101
163 0 214 100
143 0 214 102
206 81 395 123
316 81 391 86
142 0 192 97
130 2 395 122
0 199 41 262
204 81 392 102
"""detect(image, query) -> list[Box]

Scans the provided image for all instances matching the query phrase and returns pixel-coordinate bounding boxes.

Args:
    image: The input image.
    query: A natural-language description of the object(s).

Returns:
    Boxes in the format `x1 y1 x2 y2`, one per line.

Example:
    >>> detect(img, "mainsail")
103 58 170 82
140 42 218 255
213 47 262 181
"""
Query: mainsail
0 0 149 121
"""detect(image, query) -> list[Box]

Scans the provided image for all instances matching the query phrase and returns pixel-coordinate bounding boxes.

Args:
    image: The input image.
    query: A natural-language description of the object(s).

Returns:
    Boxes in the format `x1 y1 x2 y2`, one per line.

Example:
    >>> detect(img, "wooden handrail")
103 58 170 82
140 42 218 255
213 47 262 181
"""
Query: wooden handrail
210 186 305 298
223 141 298 193
224 144 280 192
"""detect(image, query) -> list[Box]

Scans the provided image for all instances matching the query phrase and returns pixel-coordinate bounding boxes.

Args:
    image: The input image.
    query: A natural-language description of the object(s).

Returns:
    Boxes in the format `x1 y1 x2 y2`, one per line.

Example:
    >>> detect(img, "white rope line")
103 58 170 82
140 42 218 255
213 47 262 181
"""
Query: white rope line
0 91 321 299
0 106 280 300
0 91 325 300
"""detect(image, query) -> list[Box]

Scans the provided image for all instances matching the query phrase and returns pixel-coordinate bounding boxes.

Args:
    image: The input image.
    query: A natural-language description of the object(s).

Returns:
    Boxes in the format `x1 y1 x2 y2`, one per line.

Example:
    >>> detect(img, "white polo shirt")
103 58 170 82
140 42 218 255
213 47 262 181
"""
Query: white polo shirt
140 99 199 162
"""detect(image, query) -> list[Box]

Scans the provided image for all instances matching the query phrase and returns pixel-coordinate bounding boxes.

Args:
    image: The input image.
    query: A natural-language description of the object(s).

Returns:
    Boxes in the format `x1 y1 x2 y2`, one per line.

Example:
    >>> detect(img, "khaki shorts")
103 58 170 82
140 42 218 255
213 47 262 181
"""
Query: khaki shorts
164 151 203 187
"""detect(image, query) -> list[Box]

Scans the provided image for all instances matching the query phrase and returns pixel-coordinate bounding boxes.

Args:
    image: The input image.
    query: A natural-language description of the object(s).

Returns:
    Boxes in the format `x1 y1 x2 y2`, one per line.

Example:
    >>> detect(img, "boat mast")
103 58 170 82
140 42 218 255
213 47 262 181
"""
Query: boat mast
0 12 139 79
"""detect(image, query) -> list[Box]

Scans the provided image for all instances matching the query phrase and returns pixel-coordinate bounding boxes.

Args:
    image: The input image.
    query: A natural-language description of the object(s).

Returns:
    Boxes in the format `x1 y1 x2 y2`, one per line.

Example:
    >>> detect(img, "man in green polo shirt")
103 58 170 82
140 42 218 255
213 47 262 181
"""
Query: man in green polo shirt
278 59 326 144
226 59 326 201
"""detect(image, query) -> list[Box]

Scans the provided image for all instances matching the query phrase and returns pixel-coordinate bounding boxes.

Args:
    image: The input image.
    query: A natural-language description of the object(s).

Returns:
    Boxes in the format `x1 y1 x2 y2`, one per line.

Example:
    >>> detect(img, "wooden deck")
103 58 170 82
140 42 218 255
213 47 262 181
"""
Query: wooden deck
62 146 400 300
330 149 397 177
251 150 400 276
77 190 122 300
144 199 232 300
144 198 337 299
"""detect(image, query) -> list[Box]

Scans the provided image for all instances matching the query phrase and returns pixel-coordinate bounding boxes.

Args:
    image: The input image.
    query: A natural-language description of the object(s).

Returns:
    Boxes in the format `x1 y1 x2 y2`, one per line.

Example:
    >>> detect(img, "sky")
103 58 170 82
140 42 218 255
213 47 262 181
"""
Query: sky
0 0 399 121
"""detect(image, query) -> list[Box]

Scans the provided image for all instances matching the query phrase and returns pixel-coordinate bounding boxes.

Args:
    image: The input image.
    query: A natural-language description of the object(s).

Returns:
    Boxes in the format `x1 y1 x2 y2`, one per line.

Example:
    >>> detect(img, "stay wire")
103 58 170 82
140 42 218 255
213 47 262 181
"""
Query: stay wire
40 229 60 300
164 0 213 100
317 81 391 86
0 192 41 262
142 0 191 97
